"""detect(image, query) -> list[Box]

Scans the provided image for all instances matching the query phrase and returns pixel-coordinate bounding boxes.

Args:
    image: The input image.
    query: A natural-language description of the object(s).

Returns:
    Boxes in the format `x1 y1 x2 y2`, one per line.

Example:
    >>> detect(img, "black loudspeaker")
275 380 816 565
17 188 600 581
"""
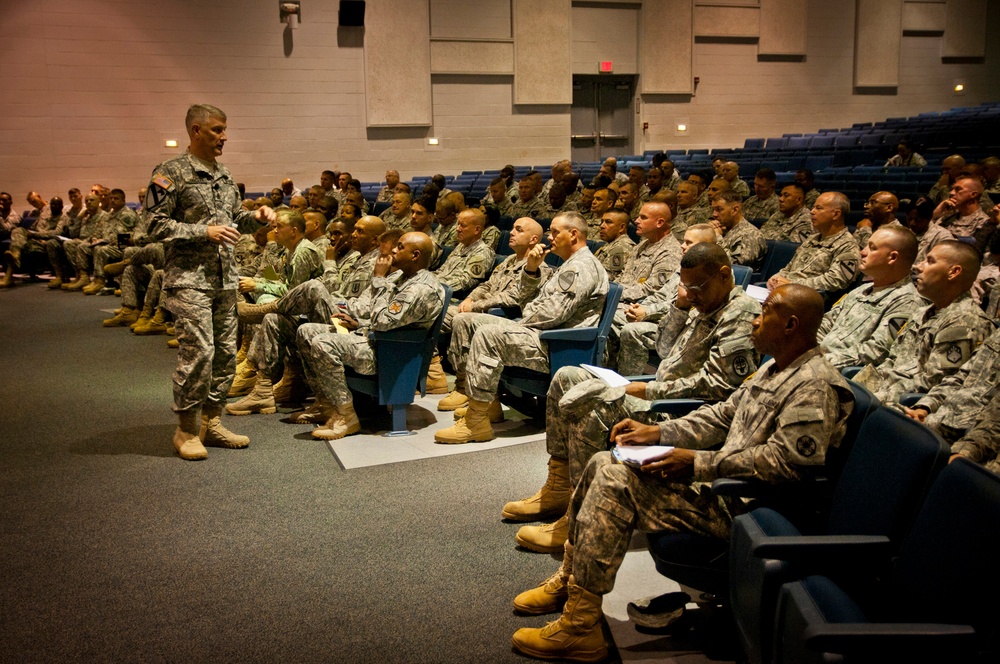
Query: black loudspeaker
339 1 365 27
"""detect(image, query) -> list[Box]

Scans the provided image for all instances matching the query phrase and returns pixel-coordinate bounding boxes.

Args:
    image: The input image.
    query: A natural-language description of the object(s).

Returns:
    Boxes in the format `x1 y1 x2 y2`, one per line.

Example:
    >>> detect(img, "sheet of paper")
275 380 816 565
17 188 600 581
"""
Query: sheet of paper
580 363 631 388
745 284 769 303
262 265 281 281
612 445 674 467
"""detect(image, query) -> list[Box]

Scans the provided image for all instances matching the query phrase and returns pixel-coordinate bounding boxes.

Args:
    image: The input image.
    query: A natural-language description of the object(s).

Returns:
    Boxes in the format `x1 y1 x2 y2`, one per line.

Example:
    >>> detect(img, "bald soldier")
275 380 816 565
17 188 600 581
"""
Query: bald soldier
294 232 445 440
507 284 853 662
854 190 904 250
854 240 992 405
930 177 996 254
431 208 495 295
592 210 635 281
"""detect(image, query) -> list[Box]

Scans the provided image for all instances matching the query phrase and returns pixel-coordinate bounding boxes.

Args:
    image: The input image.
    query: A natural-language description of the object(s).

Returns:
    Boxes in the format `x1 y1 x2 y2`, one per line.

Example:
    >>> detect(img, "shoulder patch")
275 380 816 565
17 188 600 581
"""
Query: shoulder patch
469 259 486 278
888 316 907 337
611 253 624 268
388 301 403 315
152 174 173 190
144 179 172 211
945 343 963 364
796 436 817 457
558 269 577 292
732 354 752 378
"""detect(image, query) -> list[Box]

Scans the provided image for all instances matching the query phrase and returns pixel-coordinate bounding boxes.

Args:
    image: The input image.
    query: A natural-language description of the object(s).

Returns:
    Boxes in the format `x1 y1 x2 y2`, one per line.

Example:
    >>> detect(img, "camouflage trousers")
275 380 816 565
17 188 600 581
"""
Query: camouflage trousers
618 321 659 375
164 287 238 414
92 244 123 279
448 313 549 403
248 311 301 381
296 322 374 406
7 228 47 268
119 245 167 308
120 263 155 308
45 238 71 277
566 451 735 596
124 242 165 269
276 279 336 324
63 239 94 273
547 366 664 485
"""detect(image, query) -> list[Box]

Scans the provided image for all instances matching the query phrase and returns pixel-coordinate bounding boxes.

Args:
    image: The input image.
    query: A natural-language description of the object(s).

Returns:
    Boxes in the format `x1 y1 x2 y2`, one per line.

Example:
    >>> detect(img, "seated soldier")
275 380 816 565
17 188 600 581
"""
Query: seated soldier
512 176 546 219
431 208 495 297
593 210 635 281
616 183 642 221
930 176 996 254
711 190 767 271
672 181 709 241
0 191 22 243
542 160 572 197
759 183 812 243
302 210 329 254
904 325 1000 444
795 169 821 208
617 223 719 375
819 225 922 369
949 391 1000 476
83 188 140 295
506 244 761 554
294 232 445 440
884 139 926 168
377 170 400 203
614 201 682 307
483 176 514 217
479 204 502 252
854 241 991 405
509 284 853 663
721 161 750 199
688 170 712 208
541 183 572 220
853 190 904 250
235 208 324 308
2 195 64 288
906 196 954 264
741 168 779 222
380 192 412 231
584 188 616 240
432 198 459 247
434 212 609 444
62 193 110 291
767 192 861 296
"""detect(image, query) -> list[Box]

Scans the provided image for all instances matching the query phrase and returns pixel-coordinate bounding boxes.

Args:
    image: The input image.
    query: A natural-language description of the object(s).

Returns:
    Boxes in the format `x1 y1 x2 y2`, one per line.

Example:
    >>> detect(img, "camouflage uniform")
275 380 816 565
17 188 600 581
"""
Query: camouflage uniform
255 241 287 283
759 207 813 243
618 234 683 303
92 205 140 279
915 223 956 265
233 234 263 278
742 194 779 222
319 248 360 295
433 222 458 248
432 239 494 295
720 218 767 271
915 326 1000 443
144 151 266 414
671 206 710 242
593 234 635 281
512 194 546 219
442 254 552 332
45 214 81 275
376 185 394 203
803 188 820 209
853 219 905 251
854 291 993 404
485 195 513 217
296 270 445 406
987 280 1000 320
448 247 609 403
937 208 995 254
379 209 412 232
0 210 22 240
338 248 380 301
481 225 502 251
729 178 750 200
252 237 324 302
120 244 168 310
616 273 680 374
950 390 1000 475
6 211 62 258
64 209 110 275
583 213 602 241
564 348 853 596
775 228 861 293
818 277 923 369
549 287 761 483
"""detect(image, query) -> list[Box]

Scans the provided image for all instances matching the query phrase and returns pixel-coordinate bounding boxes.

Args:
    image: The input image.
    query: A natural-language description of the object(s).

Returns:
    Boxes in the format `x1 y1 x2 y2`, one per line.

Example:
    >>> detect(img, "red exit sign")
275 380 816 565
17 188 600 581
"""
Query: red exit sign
599 61 613 73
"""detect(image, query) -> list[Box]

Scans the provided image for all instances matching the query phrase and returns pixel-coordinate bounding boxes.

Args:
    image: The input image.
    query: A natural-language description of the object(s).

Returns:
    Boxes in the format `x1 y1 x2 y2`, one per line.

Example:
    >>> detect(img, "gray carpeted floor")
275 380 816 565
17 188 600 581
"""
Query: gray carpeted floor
0 283 732 663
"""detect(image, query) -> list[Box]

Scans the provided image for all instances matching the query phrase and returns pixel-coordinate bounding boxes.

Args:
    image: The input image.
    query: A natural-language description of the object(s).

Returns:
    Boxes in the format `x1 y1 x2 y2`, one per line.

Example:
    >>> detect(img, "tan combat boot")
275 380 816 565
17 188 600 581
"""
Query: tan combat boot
453 398 504 424
424 354 449 394
516 514 570 554
102 259 128 277
434 398 495 444
47 274 63 289
436 370 468 411
173 410 208 461
0 269 13 288
65 274 90 291
311 402 361 440
514 567 570 615
503 457 572 522
512 577 608 663
289 396 336 424
103 305 140 327
166 338 179 349
82 276 105 295
131 298 156 331
226 375 276 415
200 406 250 449
234 334 250 367
228 361 258 397
237 299 279 325
134 306 168 335
272 358 308 405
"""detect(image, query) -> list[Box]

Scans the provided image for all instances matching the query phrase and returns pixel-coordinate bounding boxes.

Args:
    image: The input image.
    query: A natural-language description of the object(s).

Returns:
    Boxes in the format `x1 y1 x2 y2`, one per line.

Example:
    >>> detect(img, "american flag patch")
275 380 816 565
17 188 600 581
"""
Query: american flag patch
152 174 173 190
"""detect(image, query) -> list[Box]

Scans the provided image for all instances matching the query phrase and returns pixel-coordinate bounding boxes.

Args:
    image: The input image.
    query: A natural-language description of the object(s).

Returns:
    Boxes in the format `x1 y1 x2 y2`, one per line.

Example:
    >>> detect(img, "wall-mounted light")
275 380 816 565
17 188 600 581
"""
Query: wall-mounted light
953 80 966 95
428 138 440 146
676 124 687 132
164 139 178 148
280 1 301 29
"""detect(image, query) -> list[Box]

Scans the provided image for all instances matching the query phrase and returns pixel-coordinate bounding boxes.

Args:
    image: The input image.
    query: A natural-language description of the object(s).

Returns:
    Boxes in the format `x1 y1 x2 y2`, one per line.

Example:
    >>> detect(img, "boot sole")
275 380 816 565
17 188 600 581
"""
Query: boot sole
311 422 361 440
434 432 495 444
436 401 468 412
203 437 250 449
515 533 566 554
501 505 568 522
512 638 607 663
225 406 277 416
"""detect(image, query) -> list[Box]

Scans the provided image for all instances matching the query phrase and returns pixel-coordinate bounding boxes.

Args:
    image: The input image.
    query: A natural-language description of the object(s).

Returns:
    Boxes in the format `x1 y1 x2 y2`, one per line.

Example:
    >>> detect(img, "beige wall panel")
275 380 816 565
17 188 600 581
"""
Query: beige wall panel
759 0 807 55
571 4 639 75
513 0 572 104
365 0 432 126
854 0 902 87
943 0 987 58
641 0 694 94
693 6 761 37
430 0 511 40
430 41 514 74
902 1 946 32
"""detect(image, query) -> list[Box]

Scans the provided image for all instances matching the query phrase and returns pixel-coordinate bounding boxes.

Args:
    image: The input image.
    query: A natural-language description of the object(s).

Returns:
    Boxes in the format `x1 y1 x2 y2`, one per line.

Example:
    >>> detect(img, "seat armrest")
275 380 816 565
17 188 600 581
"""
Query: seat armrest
804 623 977 658
841 366 863 379
623 375 654 382
648 399 706 416
371 329 427 343
487 305 522 318
712 477 829 499
753 534 892 564
897 392 925 407
538 327 598 342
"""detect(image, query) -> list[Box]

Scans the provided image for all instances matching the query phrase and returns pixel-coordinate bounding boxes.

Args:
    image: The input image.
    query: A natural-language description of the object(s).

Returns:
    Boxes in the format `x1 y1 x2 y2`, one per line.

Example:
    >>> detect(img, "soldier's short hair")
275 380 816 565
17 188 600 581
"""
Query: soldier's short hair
712 190 743 206
185 104 226 130
755 168 777 182
68 187 81 196
602 209 629 228
827 192 851 218
110 188 125 198
276 208 306 233
489 176 505 188
322 169 335 178
554 211 588 237
935 240 983 289
681 242 731 274
686 223 718 242
782 182 806 197
413 195 436 213
379 228 405 248
874 224 919 266
396 182 412 193
436 198 456 216
319 195 340 215
459 207 485 230
597 188 618 204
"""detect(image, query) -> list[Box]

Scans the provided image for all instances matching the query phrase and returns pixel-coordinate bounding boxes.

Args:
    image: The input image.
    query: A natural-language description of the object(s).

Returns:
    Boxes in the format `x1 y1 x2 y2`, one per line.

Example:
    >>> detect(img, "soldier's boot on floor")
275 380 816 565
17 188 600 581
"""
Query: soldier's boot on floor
512 578 608 663
64 274 90 291
5 248 21 269
502 456 571 522
200 406 250 449
513 567 570 615
226 375 276 415
134 307 168 335
131 298 156 331
102 259 129 278
436 371 468 410
311 402 361 440
103 305 140 327
516 513 570 554
237 299 279 325
166 338 179 349
235 334 250 367
173 410 207 461
0 268 13 288
453 398 504 423
228 363 258 397
434 398 495 444
82 277 105 295
47 271 64 289
272 358 309 405
423 354 449 394
289 396 336 424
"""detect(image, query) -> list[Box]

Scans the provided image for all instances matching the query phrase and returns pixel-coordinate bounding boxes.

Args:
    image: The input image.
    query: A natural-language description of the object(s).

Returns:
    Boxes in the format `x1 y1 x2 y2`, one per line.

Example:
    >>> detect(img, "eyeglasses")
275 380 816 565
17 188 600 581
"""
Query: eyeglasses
681 275 712 295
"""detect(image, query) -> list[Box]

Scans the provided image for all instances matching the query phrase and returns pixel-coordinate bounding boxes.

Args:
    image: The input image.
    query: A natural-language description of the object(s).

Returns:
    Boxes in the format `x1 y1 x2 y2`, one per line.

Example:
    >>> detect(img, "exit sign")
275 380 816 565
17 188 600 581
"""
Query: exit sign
599 61 613 73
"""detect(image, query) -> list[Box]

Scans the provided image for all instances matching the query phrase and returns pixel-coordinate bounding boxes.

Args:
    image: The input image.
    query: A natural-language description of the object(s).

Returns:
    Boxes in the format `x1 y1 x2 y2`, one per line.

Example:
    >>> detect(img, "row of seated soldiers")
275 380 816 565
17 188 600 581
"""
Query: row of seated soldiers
126 194 998 662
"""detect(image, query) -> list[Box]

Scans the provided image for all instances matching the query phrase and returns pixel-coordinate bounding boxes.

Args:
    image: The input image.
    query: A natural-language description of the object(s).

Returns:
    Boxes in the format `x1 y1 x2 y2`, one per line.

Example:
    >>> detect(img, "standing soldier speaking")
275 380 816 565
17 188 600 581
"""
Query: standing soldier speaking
145 104 275 460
